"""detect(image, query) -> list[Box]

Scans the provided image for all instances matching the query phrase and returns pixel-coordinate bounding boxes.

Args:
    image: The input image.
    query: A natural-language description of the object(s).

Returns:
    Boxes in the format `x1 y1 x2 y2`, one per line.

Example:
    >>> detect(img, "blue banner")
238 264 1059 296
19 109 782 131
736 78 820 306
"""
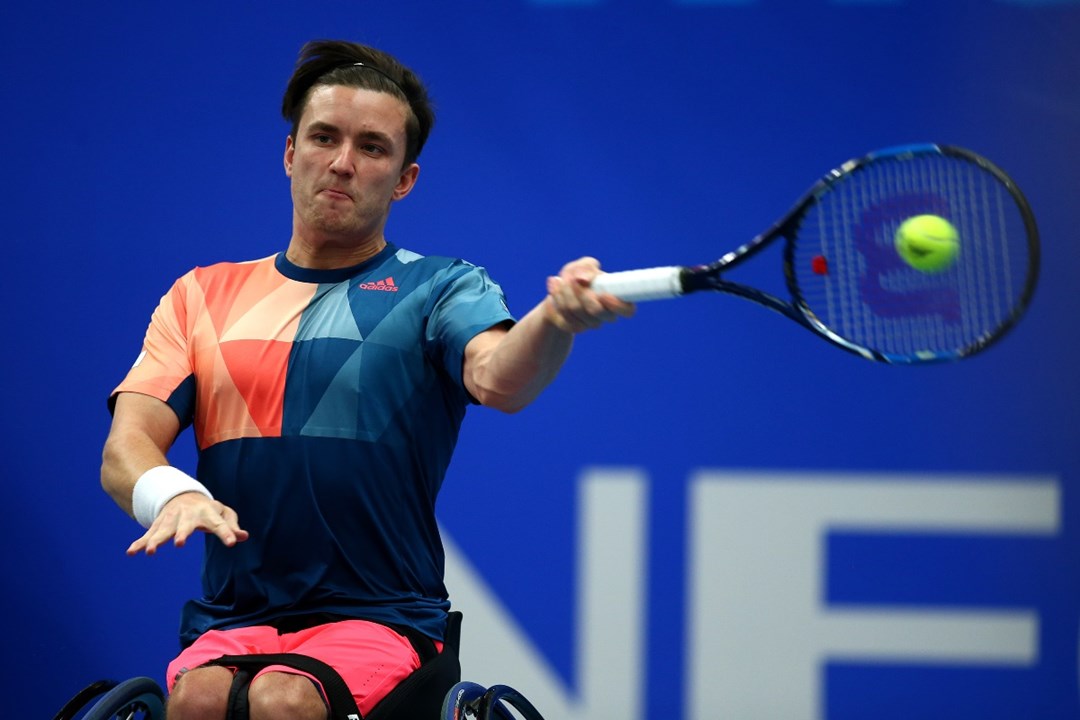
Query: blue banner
4 1 1078 717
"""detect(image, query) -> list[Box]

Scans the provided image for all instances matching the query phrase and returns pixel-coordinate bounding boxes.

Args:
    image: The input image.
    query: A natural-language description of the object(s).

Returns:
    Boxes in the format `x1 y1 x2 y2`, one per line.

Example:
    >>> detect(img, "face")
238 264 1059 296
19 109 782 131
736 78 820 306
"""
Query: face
284 84 419 247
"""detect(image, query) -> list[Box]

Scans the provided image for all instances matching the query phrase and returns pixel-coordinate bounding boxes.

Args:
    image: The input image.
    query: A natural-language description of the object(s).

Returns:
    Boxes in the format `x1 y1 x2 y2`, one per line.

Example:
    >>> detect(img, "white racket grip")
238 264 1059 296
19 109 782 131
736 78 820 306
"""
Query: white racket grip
591 266 684 301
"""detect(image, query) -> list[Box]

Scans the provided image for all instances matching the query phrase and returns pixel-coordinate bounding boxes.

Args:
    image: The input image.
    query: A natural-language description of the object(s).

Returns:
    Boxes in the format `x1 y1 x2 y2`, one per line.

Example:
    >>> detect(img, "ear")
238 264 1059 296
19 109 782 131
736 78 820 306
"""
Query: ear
283 135 296 177
392 163 420 201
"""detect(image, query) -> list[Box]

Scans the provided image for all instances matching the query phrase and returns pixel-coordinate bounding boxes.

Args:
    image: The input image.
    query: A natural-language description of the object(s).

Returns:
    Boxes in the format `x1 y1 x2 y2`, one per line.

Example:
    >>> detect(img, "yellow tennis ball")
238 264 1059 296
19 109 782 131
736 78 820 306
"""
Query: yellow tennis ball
895 215 959 273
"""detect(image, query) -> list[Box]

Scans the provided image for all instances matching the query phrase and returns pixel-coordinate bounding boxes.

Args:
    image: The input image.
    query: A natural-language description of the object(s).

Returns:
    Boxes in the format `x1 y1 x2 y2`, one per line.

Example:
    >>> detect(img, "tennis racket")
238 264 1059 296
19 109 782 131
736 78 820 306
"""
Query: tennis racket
592 144 1039 363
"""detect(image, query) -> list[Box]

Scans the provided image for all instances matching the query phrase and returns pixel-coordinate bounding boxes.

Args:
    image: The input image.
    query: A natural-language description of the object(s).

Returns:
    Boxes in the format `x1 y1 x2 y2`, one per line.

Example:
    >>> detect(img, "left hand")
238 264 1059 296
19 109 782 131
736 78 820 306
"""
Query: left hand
127 492 248 556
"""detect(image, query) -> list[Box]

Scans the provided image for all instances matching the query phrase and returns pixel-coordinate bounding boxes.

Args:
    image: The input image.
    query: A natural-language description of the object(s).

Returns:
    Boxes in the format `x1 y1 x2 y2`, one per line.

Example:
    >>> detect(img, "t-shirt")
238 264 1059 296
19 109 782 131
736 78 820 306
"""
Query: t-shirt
111 243 514 646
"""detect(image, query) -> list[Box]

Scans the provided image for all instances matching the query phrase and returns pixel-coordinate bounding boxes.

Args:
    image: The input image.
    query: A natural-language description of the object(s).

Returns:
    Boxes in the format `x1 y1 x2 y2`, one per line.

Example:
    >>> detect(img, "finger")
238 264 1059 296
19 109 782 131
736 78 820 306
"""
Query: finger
219 506 250 543
547 277 616 331
204 513 238 548
568 282 620 326
172 512 200 548
575 269 635 318
171 504 228 548
127 531 150 556
544 278 578 332
546 285 596 332
193 502 248 547
141 521 177 556
565 256 602 281
554 273 604 311
545 274 565 299
598 293 637 318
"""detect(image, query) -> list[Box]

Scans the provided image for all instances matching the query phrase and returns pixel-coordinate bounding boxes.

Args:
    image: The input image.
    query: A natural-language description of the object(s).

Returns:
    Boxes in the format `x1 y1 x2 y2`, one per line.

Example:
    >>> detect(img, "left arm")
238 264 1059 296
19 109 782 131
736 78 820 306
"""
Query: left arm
464 257 634 413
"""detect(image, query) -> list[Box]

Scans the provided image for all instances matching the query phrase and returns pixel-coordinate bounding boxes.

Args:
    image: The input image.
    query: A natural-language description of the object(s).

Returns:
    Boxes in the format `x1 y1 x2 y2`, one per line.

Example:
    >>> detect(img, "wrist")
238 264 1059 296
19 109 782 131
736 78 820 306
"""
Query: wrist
541 296 577 336
132 466 213 528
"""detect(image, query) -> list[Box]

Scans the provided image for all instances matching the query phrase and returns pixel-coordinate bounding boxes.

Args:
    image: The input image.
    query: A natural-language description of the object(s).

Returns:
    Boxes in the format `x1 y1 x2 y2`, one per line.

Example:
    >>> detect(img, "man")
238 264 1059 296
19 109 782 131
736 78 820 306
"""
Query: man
101 39 632 720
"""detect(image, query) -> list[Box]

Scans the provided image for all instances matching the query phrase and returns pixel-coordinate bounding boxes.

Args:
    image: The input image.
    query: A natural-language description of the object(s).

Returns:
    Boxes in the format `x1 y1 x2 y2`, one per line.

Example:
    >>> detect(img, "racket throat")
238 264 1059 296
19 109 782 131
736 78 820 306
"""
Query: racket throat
681 266 718 294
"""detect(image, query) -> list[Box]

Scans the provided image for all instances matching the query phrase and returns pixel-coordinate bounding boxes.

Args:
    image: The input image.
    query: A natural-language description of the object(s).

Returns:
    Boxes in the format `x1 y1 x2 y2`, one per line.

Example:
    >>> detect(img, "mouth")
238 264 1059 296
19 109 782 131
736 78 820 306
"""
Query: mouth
319 187 353 201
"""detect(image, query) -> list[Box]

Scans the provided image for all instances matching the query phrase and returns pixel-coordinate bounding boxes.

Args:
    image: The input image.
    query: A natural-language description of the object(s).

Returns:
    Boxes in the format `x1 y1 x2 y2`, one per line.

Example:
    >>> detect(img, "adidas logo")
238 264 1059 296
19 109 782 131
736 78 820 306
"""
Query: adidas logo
358 277 399 292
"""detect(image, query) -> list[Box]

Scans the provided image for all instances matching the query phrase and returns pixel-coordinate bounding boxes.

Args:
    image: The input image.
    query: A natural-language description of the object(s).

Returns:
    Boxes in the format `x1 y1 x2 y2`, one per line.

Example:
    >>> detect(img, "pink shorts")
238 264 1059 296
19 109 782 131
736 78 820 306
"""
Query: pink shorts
166 619 442 717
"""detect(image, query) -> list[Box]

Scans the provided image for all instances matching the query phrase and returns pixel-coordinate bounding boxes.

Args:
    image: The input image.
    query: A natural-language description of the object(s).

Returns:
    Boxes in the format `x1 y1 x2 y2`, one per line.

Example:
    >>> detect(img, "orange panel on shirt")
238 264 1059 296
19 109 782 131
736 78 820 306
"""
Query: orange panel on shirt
188 259 316 448
216 339 292 437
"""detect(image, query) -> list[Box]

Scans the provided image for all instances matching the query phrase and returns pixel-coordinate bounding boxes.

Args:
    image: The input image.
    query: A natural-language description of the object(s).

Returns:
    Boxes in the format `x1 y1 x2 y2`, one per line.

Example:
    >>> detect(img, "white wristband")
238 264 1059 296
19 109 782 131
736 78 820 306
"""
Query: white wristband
132 465 213 528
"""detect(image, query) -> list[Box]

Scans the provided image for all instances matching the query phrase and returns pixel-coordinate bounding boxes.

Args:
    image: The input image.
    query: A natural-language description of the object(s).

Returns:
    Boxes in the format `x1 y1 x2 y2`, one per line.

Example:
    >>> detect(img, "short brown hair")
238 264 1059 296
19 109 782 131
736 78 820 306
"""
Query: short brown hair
281 40 435 166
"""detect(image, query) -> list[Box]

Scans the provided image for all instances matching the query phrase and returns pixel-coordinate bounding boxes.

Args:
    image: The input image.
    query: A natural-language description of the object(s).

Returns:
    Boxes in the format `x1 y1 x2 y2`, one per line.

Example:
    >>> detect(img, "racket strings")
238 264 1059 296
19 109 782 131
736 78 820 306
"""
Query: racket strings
794 153 1032 359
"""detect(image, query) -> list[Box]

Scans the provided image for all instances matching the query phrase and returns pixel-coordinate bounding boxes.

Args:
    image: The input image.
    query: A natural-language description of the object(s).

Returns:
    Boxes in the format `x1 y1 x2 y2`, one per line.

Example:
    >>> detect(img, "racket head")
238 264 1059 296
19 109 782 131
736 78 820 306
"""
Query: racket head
784 144 1039 363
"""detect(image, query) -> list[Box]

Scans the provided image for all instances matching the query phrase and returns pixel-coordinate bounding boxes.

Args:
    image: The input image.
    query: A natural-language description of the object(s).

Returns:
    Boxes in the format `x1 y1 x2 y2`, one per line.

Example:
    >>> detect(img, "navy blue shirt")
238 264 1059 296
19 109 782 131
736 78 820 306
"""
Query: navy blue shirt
112 243 514 646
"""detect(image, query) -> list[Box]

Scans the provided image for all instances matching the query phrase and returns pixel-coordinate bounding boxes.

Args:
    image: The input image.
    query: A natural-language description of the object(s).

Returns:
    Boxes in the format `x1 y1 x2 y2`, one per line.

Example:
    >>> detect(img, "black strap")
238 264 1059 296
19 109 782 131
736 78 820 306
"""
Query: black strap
205 614 459 720
226 669 253 720
385 622 438 664
365 612 462 720
208 653 361 720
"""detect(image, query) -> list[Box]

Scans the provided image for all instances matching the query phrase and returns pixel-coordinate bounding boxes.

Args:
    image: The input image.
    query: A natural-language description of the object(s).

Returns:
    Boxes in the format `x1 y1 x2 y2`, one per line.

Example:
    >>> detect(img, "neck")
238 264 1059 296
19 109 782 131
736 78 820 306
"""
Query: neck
285 231 388 270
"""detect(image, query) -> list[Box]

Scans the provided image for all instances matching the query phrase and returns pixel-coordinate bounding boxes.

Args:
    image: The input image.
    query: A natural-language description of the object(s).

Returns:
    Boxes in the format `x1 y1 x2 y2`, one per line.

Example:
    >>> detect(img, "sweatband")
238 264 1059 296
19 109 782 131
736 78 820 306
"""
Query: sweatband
132 465 213 528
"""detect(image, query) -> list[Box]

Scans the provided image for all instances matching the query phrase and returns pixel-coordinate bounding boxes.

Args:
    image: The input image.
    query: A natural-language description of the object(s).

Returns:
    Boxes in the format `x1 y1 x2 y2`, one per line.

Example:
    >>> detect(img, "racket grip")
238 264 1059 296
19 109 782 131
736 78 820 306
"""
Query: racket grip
591 266 684 301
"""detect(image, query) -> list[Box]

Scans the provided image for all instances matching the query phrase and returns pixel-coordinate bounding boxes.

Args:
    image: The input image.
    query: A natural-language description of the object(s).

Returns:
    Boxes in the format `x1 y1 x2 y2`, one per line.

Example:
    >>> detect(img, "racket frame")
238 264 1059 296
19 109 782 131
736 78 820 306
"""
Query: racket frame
644 144 1039 363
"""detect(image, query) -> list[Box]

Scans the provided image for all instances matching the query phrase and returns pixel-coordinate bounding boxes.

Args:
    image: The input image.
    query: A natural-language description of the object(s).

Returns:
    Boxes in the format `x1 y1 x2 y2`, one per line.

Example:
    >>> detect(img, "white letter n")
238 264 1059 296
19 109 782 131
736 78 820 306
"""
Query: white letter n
686 471 1059 720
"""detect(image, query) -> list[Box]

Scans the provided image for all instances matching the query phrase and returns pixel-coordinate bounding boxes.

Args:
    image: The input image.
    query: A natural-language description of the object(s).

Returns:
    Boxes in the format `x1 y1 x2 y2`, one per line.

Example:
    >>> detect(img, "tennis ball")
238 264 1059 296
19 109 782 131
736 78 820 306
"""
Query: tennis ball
895 215 959 273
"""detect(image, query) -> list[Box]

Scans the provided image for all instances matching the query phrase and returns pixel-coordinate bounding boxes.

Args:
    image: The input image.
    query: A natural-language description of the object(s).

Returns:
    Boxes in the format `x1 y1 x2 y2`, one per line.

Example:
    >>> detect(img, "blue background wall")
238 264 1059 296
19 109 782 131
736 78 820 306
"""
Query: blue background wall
3 1 1079 717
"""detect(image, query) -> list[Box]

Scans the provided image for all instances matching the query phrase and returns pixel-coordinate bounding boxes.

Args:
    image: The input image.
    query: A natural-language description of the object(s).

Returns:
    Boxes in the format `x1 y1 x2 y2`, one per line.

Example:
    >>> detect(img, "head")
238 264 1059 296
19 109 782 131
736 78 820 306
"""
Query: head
281 40 435 168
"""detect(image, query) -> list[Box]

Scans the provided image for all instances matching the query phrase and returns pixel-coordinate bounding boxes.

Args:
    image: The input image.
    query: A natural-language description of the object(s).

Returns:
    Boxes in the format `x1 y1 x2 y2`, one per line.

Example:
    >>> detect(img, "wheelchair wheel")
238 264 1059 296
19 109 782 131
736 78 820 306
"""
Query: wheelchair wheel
441 681 487 719
53 677 164 720
441 681 547 720
477 685 546 720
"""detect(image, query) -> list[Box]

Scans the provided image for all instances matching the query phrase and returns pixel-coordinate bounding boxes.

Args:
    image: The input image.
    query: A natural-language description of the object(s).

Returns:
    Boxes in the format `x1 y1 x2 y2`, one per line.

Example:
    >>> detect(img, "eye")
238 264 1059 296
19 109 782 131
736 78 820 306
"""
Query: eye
312 134 334 145
361 143 386 156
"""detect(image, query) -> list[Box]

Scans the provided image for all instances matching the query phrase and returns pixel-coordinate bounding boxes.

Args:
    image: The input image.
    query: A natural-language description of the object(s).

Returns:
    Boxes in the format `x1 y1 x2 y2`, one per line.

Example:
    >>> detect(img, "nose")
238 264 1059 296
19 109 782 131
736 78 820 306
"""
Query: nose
329 143 355 177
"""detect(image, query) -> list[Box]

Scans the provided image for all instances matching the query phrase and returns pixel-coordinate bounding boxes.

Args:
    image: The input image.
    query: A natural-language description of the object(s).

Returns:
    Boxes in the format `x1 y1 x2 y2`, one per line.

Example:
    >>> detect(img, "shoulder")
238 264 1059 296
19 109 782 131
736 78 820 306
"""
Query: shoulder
187 254 277 279
170 254 279 291
389 246 468 272
388 246 495 288
156 256 279 316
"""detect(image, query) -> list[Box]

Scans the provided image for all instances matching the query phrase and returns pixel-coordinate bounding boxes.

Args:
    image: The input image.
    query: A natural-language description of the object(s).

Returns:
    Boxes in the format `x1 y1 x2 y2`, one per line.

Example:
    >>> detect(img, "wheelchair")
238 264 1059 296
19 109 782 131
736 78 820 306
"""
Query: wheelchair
52 612 547 720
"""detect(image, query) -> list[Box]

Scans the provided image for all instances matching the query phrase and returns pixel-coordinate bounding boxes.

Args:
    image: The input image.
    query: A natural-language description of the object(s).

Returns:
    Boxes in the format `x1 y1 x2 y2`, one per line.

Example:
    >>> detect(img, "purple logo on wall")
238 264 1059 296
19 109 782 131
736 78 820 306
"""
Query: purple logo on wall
854 193 961 324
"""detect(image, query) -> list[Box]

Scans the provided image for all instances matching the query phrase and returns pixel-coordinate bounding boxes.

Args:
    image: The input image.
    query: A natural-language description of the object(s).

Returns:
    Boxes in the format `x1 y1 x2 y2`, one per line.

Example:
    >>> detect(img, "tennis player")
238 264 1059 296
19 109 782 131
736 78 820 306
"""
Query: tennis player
101 39 633 720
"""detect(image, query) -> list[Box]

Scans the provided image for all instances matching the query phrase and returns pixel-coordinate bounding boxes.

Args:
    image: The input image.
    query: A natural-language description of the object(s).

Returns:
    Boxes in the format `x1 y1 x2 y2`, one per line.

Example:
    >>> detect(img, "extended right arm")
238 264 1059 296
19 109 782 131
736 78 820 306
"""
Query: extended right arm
102 392 247 555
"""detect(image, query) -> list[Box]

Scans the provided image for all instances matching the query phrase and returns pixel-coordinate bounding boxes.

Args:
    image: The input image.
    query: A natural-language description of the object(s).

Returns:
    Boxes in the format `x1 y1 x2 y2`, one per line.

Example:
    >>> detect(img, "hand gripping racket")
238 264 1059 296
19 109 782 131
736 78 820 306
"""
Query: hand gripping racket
592 144 1039 363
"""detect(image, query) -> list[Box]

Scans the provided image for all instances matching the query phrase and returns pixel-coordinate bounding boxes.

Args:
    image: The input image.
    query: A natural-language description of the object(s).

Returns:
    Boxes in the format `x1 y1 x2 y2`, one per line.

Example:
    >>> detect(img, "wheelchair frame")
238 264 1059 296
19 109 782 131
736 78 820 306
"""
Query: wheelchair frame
53 612 547 720
54 677 546 720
